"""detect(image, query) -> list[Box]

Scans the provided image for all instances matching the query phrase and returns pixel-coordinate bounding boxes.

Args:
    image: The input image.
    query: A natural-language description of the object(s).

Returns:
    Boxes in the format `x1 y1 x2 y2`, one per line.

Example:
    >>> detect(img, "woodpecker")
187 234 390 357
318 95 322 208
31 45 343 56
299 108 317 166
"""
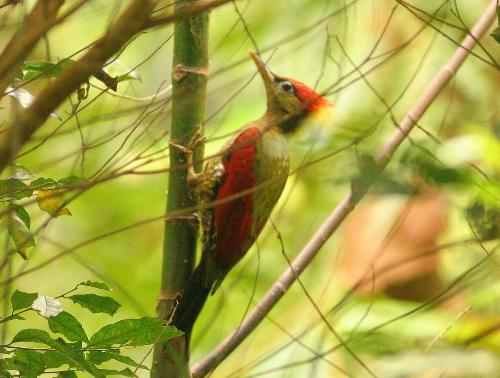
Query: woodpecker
172 52 334 339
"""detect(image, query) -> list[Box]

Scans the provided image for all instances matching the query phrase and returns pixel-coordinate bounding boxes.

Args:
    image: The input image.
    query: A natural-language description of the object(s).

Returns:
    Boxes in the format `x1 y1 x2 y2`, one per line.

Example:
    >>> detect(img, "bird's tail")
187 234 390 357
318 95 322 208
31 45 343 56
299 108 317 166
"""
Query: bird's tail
171 257 213 341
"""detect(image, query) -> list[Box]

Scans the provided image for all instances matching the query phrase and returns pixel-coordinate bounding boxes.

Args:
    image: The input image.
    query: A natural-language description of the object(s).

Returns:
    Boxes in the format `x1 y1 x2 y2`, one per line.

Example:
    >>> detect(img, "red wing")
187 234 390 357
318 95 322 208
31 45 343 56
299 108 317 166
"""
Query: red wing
214 127 261 269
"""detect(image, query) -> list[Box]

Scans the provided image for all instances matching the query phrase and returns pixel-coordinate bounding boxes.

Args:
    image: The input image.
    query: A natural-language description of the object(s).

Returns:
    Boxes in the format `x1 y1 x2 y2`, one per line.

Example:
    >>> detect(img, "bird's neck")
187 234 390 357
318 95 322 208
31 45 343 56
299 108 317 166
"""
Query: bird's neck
258 111 303 134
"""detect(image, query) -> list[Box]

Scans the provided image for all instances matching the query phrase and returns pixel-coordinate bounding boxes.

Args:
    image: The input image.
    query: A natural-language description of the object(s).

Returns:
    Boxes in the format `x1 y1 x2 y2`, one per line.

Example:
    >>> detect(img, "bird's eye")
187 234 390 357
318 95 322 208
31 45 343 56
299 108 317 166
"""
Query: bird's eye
278 81 294 94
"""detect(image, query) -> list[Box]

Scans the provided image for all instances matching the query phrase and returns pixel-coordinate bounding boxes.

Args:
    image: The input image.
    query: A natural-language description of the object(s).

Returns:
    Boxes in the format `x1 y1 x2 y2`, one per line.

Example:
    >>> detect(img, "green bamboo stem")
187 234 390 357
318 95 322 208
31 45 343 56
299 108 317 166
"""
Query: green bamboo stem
151 1 208 377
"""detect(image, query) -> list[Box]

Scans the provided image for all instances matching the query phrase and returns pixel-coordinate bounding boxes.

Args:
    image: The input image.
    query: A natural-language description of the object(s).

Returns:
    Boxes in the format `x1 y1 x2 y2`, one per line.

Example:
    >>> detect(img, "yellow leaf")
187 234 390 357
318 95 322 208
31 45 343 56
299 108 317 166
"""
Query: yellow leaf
36 189 72 217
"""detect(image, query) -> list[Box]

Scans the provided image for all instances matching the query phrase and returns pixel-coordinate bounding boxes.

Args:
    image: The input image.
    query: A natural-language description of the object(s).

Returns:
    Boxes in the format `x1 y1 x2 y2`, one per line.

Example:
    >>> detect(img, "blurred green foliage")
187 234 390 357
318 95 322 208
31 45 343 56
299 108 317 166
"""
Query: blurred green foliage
1 283 181 377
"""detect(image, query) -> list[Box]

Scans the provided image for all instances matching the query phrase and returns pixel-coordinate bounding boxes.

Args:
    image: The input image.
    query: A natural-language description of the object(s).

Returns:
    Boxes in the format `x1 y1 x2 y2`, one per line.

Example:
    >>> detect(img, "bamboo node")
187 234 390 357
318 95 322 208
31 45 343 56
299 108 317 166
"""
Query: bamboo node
172 64 208 81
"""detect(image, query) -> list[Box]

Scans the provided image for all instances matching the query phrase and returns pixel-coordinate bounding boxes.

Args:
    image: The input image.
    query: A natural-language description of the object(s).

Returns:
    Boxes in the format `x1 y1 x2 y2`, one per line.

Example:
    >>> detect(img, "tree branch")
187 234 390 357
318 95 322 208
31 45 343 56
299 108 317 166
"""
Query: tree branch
0 0 160 172
147 0 232 28
0 0 232 174
0 0 65 97
191 1 498 376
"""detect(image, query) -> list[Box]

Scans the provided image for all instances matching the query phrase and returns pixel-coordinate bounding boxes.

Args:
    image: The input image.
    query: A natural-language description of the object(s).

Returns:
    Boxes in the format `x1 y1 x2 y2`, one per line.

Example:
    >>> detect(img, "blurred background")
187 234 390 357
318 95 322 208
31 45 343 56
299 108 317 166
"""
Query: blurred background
0 0 499 377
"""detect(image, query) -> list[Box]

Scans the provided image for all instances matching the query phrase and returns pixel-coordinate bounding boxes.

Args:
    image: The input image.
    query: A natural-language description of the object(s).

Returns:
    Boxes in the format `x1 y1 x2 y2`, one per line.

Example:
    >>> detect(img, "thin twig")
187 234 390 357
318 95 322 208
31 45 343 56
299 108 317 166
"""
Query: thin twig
0 0 65 97
147 0 233 28
425 306 472 352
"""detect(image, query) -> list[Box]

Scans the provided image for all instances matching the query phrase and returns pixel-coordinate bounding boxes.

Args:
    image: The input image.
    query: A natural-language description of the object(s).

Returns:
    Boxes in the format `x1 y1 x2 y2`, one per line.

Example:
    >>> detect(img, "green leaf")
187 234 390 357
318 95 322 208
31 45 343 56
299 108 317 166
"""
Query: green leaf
44 350 75 369
420 164 469 185
36 189 72 217
89 317 182 347
43 339 83 369
491 6 500 43
11 349 45 378
30 176 85 190
68 294 120 316
87 350 147 369
6 215 35 259
0 178 33 200
401 147 472 187
10 289 38 311
466 199 500 240
11 329 103 377
0 353 15 378
371 175 418 196
30 177 57 189
57 371 78 378
10 203 30 229
78 280 111 291
349 329 417 356
351 153 382 202
491 27 500 43
17 60 74 80
48 311 88 342
11 329 49 344
107 353 148 369
87 350 115 365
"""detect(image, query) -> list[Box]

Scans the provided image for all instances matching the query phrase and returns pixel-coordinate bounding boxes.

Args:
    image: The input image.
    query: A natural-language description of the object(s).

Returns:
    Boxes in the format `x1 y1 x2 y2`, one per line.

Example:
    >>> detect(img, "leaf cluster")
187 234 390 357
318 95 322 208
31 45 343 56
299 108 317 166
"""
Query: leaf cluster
1 281 182 377
0 174 85 258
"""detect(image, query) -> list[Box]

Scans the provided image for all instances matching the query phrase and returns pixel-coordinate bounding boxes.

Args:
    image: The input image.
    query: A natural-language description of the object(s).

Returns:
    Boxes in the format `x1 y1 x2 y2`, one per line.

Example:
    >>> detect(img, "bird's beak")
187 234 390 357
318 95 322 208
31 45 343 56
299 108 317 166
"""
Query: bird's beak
249 51 275 91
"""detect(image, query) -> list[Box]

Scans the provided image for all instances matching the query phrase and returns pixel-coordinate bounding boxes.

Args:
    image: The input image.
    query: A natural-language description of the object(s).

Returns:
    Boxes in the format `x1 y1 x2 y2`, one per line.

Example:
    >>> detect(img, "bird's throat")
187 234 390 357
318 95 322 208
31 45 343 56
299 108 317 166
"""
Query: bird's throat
278 114 302 134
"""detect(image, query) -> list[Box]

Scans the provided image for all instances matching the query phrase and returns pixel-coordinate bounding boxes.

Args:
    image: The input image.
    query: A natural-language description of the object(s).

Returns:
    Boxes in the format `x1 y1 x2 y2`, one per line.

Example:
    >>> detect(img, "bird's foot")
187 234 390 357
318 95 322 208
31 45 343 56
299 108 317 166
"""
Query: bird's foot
189 123 206 151
169 124 206 188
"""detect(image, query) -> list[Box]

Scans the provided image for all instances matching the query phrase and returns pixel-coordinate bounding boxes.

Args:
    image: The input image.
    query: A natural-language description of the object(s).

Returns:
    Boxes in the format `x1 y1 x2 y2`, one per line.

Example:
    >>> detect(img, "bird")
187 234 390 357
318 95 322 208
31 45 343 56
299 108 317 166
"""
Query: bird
171 51 334 340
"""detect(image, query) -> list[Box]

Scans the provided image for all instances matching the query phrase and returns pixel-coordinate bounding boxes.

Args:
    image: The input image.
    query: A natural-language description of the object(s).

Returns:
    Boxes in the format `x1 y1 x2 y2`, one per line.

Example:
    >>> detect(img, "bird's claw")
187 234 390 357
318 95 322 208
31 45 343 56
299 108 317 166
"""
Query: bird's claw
169 124 205 156
169 125 205 191
169 140 191 155
190 124 206 150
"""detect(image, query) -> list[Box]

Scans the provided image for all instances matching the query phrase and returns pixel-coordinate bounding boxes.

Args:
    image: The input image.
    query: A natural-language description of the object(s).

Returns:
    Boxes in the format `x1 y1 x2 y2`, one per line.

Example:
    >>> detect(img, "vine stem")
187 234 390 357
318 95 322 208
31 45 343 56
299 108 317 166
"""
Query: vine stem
191 1 498 377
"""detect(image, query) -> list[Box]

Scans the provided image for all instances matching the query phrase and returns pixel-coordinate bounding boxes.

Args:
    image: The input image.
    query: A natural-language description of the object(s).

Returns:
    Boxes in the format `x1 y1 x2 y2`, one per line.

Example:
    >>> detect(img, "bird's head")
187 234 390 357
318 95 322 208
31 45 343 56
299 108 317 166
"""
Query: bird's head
250 51 334 133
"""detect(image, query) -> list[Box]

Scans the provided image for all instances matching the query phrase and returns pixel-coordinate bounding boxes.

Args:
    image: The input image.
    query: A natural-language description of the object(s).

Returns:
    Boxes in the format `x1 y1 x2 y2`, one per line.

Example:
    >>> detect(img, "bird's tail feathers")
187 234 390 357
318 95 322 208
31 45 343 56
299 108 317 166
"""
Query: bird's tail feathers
171 258 213 340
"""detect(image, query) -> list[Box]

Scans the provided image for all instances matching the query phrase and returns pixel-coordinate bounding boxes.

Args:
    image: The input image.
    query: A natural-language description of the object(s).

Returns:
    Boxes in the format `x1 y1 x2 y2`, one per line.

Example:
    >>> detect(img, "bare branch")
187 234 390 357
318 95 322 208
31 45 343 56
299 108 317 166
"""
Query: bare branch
147 0 233 28
191 1 498 376
0 0 234 174
0 0 65 96
0 0 160 173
